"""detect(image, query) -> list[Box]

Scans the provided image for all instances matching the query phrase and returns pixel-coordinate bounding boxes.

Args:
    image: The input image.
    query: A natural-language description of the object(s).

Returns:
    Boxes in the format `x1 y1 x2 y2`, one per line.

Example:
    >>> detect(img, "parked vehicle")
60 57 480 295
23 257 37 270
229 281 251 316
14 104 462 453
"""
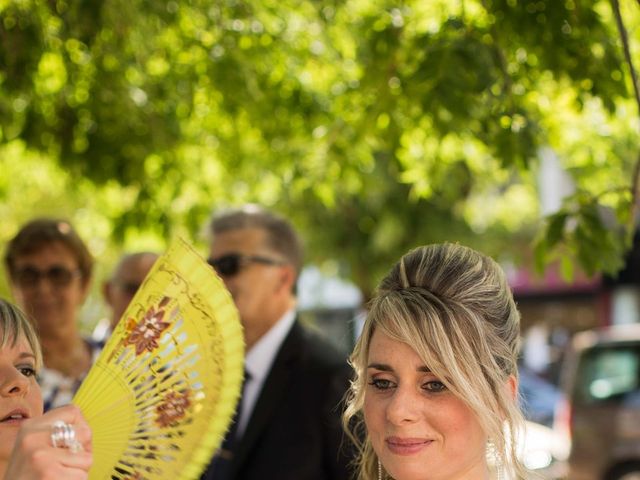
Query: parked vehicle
519 365 562 427
519 420 568 479
554 324 640 480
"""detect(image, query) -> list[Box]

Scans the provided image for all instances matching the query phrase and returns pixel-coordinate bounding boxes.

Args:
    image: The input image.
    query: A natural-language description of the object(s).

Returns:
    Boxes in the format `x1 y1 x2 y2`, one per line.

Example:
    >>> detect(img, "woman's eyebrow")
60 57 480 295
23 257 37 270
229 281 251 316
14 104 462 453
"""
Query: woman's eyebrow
17 352 36 361
367 363 393 371
367 363 433 373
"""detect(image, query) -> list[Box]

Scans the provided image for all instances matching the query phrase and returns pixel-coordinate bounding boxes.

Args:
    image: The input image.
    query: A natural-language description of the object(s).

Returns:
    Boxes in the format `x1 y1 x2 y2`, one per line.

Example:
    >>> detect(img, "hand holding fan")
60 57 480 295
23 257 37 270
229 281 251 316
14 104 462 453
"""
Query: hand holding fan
73 238 244 480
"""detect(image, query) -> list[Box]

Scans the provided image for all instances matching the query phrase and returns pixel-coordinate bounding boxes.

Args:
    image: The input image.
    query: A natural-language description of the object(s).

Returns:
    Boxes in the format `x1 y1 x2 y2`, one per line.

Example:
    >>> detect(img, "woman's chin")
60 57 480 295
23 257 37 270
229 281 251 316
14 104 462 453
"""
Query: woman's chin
384 461 430 480
0 429 18 462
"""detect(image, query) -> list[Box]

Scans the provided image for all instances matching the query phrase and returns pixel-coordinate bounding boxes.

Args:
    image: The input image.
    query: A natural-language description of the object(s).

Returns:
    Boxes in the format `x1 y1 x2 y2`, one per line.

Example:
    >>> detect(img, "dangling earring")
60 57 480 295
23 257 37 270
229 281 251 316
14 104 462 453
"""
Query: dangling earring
377 459 383 480
487 440 504 480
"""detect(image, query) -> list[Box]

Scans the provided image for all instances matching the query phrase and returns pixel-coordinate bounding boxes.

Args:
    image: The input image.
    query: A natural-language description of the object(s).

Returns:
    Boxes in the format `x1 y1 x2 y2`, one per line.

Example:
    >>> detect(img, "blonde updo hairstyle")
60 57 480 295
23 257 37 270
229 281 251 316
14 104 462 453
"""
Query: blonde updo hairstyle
343 243 526 479
0 298 42 371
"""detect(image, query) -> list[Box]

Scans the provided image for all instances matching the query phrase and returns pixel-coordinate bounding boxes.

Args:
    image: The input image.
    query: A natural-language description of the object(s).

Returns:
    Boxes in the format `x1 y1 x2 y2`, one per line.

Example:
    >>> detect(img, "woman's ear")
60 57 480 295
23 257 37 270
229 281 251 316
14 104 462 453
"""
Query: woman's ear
505 374 518 400
80 276 93 302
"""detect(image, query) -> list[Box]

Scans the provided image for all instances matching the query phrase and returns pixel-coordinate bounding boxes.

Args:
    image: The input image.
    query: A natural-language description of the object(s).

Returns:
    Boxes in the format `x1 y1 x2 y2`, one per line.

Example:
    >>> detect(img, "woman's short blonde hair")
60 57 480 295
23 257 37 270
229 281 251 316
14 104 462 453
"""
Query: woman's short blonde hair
343 243 526 479
0 298 42 370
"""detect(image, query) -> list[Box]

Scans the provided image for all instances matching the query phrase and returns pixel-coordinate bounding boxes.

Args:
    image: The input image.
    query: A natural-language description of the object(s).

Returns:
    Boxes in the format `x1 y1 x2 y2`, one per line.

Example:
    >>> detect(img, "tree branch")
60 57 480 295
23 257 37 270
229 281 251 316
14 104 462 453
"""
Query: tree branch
611 0 640 232
612 0 640 111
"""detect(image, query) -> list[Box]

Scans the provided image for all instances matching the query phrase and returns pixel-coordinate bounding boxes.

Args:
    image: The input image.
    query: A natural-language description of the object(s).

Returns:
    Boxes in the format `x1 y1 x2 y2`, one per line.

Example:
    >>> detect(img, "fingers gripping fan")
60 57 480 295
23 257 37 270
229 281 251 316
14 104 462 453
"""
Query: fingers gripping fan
73 239 244 480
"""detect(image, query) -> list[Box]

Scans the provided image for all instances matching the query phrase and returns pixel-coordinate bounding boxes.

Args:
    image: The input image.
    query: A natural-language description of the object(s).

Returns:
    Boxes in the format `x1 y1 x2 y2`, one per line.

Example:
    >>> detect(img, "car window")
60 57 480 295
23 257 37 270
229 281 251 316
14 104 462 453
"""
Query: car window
574 343 640 406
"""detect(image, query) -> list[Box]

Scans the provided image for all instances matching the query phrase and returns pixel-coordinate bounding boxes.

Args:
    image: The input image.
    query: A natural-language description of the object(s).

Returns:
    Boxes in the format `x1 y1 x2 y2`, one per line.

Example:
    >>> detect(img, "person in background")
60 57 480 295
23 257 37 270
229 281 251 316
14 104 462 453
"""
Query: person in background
0 298 92 479
200 205 354 480
3 218 101 411
343 243 527 480
93 251 158 342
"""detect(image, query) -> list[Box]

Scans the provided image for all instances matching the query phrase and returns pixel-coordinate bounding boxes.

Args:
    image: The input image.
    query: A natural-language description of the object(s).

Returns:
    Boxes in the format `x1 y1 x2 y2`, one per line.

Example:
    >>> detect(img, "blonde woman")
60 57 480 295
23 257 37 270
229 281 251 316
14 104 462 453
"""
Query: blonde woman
344 243 527 480
0 299 92 479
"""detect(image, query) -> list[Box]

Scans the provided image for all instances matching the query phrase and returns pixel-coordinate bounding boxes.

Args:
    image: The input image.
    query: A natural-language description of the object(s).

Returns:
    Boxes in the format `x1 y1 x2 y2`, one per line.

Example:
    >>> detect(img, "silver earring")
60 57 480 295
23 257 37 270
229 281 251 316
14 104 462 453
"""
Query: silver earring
378 459 382 480
487 440 504 480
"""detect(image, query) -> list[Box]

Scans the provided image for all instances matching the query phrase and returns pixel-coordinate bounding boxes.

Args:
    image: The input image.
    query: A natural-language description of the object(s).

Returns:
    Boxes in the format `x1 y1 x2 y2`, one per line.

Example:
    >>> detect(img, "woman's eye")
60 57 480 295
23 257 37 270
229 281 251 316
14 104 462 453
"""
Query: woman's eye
18 366 36 377
368 378 395 390
422 380 447 393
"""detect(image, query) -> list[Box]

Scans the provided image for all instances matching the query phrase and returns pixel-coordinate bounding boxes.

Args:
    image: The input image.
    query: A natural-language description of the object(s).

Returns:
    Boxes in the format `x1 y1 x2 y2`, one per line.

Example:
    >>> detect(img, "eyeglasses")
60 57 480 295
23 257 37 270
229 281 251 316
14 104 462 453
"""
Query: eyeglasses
207 253 286 277
13 266 82 288
115 281 142 296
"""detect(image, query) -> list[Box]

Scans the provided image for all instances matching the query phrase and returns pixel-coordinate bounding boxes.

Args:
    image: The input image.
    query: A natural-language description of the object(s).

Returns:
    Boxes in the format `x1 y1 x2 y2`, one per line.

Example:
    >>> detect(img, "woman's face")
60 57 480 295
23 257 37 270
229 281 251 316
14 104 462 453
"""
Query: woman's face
10 242 89 333
0 334 43 464
363 330 489 480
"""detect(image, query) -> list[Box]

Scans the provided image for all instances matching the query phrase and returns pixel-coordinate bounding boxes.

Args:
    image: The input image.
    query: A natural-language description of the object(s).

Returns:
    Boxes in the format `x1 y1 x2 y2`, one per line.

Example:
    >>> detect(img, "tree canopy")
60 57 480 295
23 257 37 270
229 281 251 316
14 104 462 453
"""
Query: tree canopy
1 0 639 298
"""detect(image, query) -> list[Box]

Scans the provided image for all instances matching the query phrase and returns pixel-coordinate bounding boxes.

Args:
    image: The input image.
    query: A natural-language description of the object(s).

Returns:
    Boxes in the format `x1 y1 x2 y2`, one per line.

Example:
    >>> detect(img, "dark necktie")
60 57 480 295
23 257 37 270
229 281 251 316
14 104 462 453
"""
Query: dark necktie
201 370 250 480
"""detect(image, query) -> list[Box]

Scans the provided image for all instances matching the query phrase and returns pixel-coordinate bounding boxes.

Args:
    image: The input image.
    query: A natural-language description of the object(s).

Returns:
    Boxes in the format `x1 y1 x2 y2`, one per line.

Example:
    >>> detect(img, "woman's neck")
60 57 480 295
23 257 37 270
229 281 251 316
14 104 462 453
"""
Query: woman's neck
40 333 91 378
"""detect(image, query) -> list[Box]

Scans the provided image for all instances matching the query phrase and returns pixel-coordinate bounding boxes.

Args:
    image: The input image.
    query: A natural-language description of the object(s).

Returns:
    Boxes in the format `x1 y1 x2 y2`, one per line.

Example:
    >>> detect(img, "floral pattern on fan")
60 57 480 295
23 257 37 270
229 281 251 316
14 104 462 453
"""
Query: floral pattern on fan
156 390 192 428
121 473 143 480
73 239 245 480
124 296 173 355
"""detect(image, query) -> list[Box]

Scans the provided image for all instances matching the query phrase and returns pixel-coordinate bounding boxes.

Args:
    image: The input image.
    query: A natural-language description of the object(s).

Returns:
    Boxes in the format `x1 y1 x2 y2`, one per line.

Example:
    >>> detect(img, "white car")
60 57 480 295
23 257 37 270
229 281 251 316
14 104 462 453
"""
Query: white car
519 420 568 479
495 420 568 479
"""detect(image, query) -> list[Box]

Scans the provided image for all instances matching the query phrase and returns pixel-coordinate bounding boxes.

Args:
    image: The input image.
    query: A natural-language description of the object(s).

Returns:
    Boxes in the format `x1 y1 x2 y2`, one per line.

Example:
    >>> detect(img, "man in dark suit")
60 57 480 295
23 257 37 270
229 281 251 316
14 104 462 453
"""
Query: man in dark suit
200 205 354 480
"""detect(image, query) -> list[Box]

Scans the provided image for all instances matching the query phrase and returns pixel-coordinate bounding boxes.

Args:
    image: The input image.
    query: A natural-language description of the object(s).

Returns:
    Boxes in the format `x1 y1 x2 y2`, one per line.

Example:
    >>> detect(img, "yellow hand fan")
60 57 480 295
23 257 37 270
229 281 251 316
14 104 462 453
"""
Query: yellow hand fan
73 238 244 480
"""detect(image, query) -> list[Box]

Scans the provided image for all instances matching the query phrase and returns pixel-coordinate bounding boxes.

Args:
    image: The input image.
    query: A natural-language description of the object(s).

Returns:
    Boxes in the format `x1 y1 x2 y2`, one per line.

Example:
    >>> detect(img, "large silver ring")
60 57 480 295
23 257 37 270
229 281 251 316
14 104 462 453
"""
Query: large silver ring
50 420 82 453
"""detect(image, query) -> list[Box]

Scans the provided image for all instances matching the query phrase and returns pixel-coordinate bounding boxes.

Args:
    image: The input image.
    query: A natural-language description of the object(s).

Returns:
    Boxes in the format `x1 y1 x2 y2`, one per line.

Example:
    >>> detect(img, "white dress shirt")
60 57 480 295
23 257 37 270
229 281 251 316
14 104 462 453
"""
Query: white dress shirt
236 309 296 438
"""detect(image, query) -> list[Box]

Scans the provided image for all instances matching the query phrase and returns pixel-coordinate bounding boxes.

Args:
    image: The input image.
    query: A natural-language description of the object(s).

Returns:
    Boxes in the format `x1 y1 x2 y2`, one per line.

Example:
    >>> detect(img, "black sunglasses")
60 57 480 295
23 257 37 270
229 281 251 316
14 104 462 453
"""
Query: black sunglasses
207 253 286 277
115 281 142 296
13 266 82 288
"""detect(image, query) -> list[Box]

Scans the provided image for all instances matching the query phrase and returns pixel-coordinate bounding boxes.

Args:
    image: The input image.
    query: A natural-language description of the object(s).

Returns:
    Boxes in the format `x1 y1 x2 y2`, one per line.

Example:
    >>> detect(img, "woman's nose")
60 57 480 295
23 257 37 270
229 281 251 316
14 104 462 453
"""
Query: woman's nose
0 368 30 397
385 385 421 425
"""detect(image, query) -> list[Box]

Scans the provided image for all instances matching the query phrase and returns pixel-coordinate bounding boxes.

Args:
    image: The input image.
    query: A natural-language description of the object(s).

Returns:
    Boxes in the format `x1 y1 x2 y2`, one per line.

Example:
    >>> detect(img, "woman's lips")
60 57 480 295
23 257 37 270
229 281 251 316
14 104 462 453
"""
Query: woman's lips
385 436 433 455
0 409 29 426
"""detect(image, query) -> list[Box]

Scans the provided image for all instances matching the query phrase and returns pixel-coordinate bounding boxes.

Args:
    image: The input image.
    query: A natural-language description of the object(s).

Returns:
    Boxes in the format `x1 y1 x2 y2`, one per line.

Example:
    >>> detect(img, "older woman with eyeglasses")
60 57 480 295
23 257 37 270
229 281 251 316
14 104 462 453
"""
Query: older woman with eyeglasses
4 218 102 411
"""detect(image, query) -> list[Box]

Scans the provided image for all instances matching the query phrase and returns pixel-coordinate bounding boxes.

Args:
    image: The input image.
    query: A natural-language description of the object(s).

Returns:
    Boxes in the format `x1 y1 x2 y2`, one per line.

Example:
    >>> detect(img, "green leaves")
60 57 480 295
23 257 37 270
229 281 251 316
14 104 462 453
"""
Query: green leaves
534 192 630 280
1 0 640 294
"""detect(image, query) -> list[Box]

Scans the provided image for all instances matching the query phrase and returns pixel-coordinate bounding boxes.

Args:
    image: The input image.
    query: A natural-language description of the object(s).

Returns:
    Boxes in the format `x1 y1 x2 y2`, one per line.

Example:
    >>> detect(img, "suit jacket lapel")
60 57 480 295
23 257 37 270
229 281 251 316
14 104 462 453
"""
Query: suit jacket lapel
231 321 302 474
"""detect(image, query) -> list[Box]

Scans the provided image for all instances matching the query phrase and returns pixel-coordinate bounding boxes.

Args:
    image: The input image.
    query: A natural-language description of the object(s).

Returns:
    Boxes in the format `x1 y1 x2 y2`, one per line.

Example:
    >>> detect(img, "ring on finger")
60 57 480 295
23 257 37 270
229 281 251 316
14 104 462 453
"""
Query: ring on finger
50 420 82 453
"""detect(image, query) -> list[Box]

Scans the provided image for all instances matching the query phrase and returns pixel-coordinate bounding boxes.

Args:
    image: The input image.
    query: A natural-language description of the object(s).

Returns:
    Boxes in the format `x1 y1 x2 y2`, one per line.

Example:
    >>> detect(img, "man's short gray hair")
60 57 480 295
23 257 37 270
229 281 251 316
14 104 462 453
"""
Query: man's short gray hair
209 205 304 277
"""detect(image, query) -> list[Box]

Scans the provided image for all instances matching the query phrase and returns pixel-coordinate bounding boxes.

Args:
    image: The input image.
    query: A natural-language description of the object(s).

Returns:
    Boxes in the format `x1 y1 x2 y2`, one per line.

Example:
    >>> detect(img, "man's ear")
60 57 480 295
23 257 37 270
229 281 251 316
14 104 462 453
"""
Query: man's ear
277 265 296 294
9 280 23 305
